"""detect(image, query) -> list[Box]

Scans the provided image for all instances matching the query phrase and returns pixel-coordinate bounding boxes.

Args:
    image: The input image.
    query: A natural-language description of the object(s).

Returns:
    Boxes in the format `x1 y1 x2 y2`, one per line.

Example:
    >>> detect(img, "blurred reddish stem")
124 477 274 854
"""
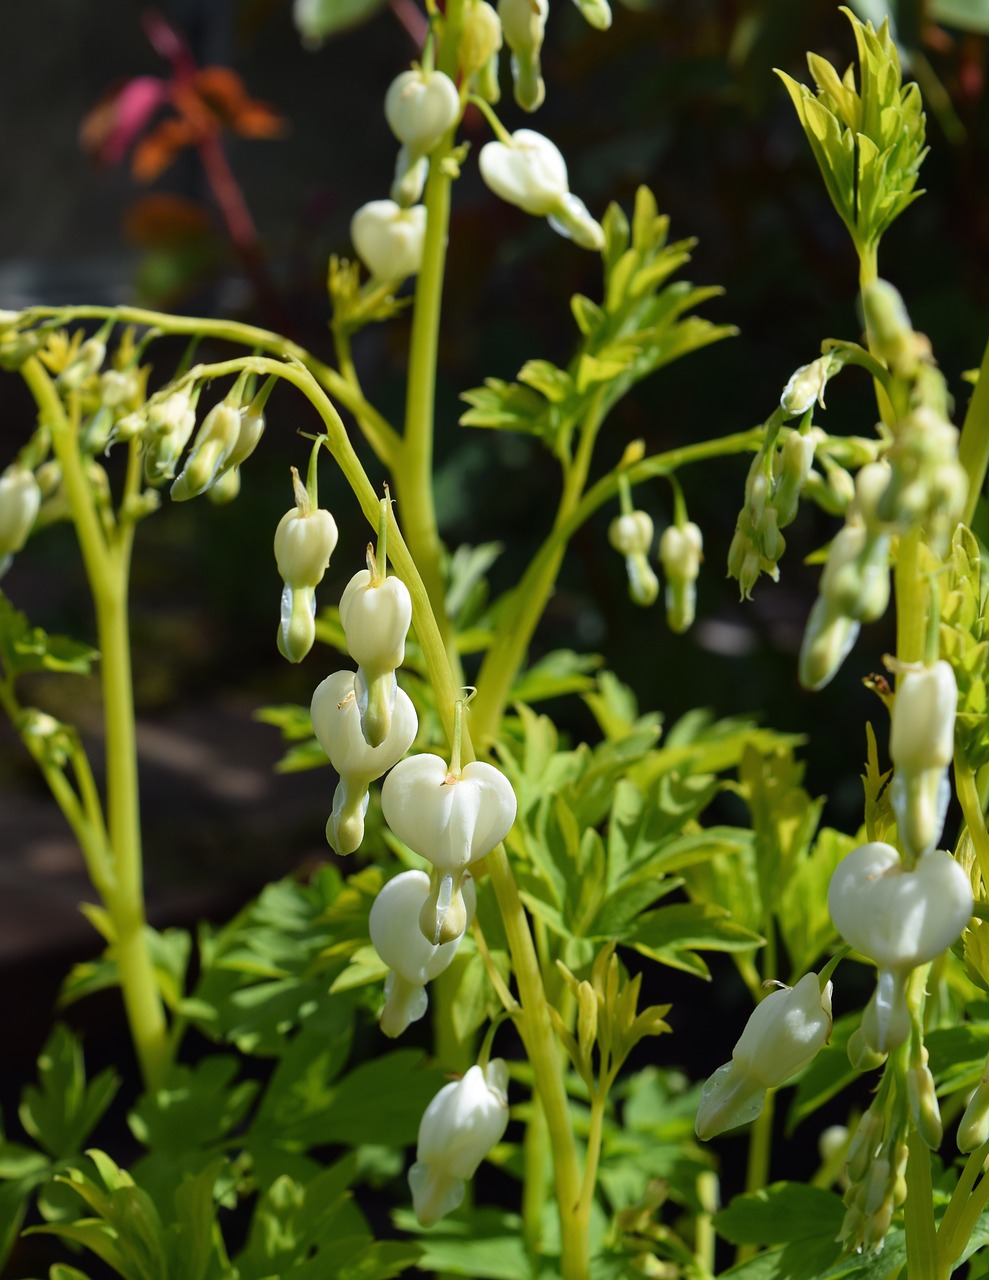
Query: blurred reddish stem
390 0 429 49
141 10 262 256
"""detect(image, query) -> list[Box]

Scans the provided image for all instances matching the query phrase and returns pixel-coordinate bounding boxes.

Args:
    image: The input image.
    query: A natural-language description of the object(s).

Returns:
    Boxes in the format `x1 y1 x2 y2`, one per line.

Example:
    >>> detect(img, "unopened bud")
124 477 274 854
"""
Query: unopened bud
352 200 427 281
0 465 41 572
460 0 502 80
498 0 547 111
907 1049 943 1149
384 68 460 157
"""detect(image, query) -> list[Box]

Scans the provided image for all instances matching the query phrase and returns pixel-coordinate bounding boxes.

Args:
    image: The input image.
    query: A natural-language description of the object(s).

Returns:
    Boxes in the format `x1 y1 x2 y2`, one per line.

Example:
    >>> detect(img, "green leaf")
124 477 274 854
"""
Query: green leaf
18 1027 120 1161
128 1057 259 1156
0 592 99 677
252 1049 442 1150
400 1208 530 1278
626 901 763 978
715 1182 844 1246
510 649 601 705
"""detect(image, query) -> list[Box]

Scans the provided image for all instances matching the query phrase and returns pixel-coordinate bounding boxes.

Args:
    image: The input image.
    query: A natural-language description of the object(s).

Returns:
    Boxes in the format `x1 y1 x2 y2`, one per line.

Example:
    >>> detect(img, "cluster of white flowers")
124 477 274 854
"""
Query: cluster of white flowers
277 493 518 1227
348 1 607 282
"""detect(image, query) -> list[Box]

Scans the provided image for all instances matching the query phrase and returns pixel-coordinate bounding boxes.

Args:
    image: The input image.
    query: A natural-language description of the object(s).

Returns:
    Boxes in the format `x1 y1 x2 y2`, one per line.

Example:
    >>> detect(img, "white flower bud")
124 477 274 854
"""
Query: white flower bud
798 596 860 692
659 522 703 582
498 0 547 110
409 1060 510 1226
890 661 956 775
695 974 832 1141
479 130 604 250
273 474 339 665
384 69 460 156
351 200 427 281
339 567 413 675
381 753 517 874
780 357 835 417
460 0 503 81
311 669 418 854
145 389 198 481
274 503 338 590
609 511 653 557
171 402 242 501
370 869 476 1037
0 466 41 572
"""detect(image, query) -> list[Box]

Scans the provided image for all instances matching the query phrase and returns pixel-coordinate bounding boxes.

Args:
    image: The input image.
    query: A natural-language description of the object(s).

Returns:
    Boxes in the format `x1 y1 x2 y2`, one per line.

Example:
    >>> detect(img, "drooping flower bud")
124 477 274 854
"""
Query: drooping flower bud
889 660 957 860
772 427 820 526
958 1057 989 1153
0 465 41 575
310 668 418 854
498 0 547 110
479 130 604 250
409 1060 510 1226
861 279 931 381
384 68 460 157
274 468 339 664
570 0 612 29
780 356 838 418
695 973 833 1141
609 510 658 607
370 869 476 1037
170 401 241 501
460 0 503 97
339 554 413 746
351 200 428 281
828 841 972 1051
144 388 198 482
659 521 703 633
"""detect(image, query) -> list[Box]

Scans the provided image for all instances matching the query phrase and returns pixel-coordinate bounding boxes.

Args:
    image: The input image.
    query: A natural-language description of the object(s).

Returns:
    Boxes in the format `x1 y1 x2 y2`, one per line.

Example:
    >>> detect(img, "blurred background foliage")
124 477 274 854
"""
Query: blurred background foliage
1 0 988 1016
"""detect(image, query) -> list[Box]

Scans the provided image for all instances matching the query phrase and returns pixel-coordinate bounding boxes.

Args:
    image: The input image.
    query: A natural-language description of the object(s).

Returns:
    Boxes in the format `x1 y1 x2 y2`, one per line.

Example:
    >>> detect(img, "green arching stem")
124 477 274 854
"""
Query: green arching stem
23 304 403 472
20 357 170 1093
958 335 989 527
894 527 926 667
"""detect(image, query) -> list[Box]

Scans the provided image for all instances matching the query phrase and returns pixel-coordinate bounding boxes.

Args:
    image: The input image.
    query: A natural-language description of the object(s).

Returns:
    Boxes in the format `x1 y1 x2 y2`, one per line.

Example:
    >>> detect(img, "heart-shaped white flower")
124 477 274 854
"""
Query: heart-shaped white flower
351 200 427 281
381 753 517 873
827 841 971 970
479 129 568 215
384 69 460 154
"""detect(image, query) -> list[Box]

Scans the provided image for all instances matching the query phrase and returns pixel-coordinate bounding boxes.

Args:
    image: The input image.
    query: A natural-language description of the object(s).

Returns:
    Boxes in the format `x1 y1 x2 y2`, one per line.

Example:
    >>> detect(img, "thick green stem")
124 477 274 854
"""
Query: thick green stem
486 846 586 1279
20 358 170 1092
391 0 465 682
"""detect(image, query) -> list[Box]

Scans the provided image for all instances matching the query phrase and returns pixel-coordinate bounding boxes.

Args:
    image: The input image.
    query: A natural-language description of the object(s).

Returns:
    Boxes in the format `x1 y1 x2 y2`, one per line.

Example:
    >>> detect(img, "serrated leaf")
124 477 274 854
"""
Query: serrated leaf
18 1027 120 1161
626 901 763 978
517 358 573 404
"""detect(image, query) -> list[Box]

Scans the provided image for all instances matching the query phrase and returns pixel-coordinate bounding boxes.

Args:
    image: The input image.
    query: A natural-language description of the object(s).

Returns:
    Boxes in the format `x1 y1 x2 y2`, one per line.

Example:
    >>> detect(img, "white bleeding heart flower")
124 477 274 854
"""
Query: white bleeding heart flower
351 200 427 281
409 1060 510 1226
339 562 413 747
273 468 339 664
608 511 654 557
340 566 413 675
384 68 460 155
370 869 476 1038
479 130 604 250
828 841 972 1051
889 661 957 857
380 752 518 875
311 669 418 853
695 973 833 1141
